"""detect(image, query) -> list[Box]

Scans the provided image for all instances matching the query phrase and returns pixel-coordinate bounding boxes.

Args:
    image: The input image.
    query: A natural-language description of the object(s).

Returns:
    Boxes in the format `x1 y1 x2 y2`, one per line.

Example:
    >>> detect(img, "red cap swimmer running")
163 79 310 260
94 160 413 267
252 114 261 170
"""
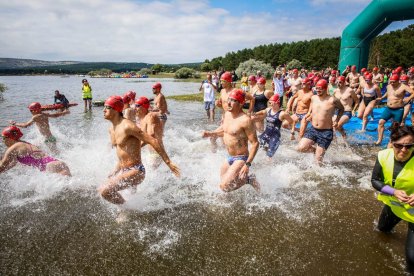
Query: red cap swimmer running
0 126 71 176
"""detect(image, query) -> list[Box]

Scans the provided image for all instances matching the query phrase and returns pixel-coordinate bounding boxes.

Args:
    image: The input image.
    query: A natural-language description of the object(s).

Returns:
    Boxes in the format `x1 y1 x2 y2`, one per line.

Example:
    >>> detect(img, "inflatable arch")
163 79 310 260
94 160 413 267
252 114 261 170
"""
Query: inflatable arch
338 0 414 72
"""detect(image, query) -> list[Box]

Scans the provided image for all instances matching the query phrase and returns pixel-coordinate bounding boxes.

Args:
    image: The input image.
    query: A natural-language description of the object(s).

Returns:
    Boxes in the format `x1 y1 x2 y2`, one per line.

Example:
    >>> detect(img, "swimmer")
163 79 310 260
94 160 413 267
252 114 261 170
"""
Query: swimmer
333 76 359 139
99 96 180 205
252 94 293 160
202 89 260 192
122 93 136 122
151 82 169 133
375 74 414 145
0 126 71 176
10 102 70 154
297 79 344 164
355 74 381 131
135 96 164 169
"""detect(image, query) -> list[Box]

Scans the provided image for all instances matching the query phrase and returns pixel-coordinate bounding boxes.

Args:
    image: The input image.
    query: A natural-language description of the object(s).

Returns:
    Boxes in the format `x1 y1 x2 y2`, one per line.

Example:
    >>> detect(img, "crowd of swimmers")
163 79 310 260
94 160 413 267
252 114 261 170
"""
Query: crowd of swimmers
1 66 414 271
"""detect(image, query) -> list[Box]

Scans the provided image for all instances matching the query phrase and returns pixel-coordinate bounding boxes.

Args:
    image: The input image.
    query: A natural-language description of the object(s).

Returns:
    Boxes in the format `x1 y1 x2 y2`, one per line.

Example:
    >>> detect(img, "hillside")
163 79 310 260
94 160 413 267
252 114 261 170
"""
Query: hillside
0 58 81 69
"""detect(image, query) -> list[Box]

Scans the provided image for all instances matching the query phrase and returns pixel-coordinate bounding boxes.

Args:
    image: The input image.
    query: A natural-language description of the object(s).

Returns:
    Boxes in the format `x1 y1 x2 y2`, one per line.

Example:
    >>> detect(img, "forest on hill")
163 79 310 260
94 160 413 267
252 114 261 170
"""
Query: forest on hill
204 24 414 71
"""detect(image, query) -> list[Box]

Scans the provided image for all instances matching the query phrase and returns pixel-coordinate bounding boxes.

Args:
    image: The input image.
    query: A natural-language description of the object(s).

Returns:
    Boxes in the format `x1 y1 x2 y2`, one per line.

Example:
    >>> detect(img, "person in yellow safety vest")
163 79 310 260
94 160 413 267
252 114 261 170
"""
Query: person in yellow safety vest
372 123 414 272
82 79 93 112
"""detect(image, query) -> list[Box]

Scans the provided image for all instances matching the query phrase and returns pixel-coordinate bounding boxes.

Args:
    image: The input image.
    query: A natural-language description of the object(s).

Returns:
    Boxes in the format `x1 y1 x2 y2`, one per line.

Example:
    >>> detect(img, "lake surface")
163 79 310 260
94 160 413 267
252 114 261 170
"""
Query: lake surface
0 75 410 275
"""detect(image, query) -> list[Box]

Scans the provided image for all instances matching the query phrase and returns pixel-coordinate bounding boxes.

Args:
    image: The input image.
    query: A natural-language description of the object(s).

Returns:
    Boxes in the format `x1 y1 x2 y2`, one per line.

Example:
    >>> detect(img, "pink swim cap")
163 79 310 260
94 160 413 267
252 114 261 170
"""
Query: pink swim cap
269 94 280 105
2 126 23 141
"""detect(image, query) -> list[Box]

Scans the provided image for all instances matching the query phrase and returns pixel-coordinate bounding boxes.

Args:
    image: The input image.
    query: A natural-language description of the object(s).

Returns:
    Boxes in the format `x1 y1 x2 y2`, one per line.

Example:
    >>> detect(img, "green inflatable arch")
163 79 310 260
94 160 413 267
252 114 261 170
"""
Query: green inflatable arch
339 0 414 72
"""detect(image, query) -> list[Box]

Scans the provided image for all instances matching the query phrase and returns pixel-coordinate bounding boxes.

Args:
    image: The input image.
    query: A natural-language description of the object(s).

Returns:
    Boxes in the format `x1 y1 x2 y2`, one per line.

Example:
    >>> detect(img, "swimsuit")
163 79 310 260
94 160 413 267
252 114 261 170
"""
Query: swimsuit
120 163 145 174
159 114 168 122
16 144 58 171
227 155 248 166
295 113 307 121
259 110 282 157
363 86 377 106
304 125 334 150
253 92 268 113
380 106 404 123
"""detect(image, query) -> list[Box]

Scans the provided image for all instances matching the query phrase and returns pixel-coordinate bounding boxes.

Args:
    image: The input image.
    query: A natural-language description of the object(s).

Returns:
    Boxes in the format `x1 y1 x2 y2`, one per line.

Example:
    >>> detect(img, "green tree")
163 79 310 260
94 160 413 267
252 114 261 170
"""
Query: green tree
151 63 164 74
200 62 212 72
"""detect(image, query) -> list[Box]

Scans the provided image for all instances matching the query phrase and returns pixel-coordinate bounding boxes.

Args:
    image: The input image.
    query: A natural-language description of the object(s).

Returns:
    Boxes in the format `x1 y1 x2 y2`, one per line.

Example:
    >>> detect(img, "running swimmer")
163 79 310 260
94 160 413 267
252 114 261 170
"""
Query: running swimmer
151 82 169 133
375 74 414 145
0 126 71 176
297 79 344 164
202 89 260 192
355 74 382 131
99 96 180 205
122 92 136 122
135 96 165 169
333 76 359 139
252 94 293 160
252 77 273 132
10 102 70 154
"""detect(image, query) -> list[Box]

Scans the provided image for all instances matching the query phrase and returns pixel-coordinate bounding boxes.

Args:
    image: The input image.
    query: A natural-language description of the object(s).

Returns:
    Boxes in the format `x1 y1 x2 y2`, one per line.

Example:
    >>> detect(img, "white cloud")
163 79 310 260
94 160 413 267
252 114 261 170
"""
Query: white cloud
0 0 370 63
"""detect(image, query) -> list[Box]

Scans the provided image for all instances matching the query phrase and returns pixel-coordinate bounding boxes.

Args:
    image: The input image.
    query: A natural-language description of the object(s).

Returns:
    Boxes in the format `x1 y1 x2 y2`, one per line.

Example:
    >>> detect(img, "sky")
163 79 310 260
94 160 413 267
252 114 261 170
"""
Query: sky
0 0 413 64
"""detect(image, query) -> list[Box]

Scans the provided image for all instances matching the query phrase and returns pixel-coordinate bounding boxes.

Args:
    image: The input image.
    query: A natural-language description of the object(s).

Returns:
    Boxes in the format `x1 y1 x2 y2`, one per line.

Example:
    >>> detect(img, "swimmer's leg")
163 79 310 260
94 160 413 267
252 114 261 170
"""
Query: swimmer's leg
219 160 247 192
47 161 71 176
99 169 145 205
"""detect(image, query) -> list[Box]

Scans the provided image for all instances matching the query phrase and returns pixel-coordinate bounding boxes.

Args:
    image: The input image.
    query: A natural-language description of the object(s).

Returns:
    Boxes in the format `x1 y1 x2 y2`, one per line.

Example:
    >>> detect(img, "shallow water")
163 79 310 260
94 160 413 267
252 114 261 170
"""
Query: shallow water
0 76 410 275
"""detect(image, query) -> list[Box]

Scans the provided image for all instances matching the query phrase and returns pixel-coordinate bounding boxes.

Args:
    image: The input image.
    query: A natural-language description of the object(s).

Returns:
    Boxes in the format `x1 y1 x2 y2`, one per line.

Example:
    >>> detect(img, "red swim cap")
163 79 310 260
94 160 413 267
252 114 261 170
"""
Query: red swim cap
316 79 328 89
308 73 314 79
313 76 320 84
337 76 346 82
365 73 373 80
292 69 298 73
390 74 400 81
396 66 403 72
28 102 42 111
152 82 162 90
361 68 367 73
2 126 23 141
126 91 136 101
248 75 256 82
410 67 414 74
220 72 232 83
400 75 409 82
135 96 150 110
302 77 311 84
122 94 131 104
228 89 245 104
104 96 124 113
257 77 266 85
330 77 336 82
269 94 280 105
331 70 337 75
373 67 379 71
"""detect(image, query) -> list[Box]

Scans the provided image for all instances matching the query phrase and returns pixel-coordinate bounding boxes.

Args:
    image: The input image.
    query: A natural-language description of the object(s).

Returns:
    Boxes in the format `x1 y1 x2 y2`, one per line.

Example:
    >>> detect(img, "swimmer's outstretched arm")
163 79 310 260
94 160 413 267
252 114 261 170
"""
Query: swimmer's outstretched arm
10 117 35 128
0 147 17 174
202 125 224 138
250 109 267 122
47 109 70 118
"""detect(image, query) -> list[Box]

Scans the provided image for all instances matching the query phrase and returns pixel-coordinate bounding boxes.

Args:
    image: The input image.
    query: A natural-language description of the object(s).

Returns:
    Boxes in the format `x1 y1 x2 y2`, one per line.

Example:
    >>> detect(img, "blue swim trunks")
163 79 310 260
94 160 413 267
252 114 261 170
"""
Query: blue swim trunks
296 113 307 121
380 106 404 123
303 125 334 149
204 101 215 110
227 155 248 166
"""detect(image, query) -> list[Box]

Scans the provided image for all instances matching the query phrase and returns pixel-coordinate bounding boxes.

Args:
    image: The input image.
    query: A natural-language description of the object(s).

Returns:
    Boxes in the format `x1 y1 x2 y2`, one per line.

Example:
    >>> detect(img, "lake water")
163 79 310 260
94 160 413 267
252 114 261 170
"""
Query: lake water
0 75 410 275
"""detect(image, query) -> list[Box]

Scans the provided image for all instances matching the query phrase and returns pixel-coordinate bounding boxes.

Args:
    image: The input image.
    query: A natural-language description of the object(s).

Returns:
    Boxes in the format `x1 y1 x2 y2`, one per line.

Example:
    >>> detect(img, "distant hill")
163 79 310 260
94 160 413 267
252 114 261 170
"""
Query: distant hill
0 58 81 69
0 58 201 75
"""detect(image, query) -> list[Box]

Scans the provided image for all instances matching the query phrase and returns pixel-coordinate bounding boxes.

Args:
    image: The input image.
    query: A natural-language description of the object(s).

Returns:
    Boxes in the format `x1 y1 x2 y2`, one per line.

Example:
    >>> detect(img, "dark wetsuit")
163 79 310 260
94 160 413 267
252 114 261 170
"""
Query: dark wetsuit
259 110 282 157
54 94 69 108
372 153 414 272
253 92 269 113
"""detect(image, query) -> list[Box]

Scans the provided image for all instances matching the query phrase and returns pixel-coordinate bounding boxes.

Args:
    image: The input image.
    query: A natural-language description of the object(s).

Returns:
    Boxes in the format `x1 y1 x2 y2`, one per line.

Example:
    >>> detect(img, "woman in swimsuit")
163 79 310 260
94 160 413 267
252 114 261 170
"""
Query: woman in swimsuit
0 126 71 176
253 77 274 132
356 73 381 131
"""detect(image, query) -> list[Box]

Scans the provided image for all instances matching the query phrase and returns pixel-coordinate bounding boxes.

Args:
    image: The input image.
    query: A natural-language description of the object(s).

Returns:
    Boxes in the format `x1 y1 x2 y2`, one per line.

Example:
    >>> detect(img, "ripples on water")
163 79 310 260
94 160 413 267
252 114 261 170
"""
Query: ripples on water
0 76 409 275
